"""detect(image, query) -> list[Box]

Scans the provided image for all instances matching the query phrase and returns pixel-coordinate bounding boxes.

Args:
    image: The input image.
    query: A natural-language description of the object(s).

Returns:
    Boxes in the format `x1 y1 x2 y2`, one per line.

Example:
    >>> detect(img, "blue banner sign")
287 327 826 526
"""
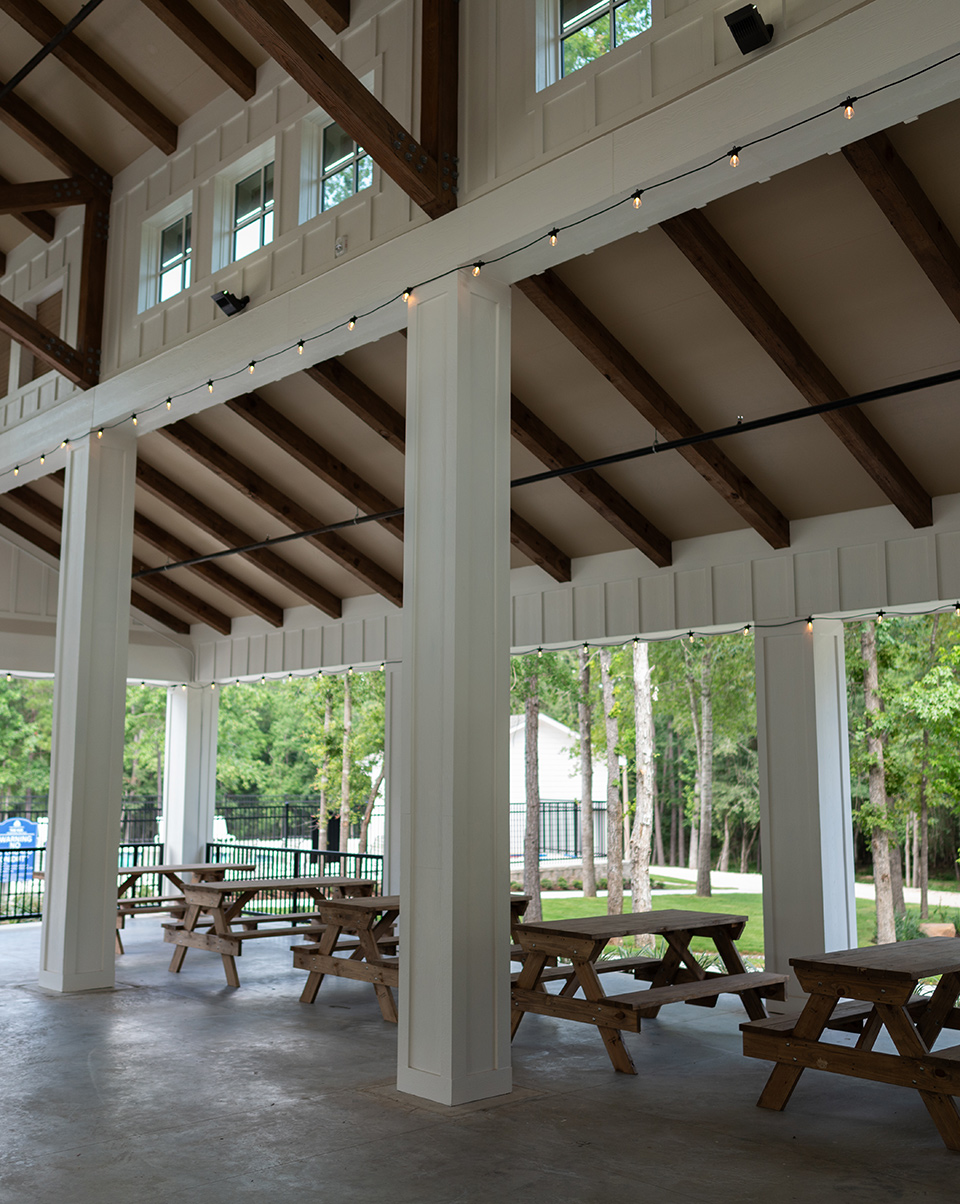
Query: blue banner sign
0 817 40 883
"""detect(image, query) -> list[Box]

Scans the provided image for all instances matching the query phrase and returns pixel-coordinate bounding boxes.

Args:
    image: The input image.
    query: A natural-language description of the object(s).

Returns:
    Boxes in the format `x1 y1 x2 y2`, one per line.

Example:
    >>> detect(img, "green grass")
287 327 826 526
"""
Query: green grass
540 892 953 956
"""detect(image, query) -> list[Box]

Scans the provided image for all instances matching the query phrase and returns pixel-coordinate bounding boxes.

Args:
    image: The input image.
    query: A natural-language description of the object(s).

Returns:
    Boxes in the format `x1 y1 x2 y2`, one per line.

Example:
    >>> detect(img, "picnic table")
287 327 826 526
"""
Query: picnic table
511 908 787 1074
35 862 256 954
741 937 960 1150
164 875 377 986
293 893 532 1020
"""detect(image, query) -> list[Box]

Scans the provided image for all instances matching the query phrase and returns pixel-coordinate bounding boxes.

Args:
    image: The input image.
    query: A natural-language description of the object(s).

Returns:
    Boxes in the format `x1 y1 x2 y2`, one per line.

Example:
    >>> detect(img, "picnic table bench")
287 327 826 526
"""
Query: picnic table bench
163 875 377 986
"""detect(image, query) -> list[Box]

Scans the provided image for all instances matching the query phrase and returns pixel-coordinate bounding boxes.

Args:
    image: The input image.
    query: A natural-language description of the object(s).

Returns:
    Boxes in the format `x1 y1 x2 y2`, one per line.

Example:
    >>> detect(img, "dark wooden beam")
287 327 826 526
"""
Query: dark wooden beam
0 0 178 154
511 394 672 557
843 131 960 326
0 177 97 211
138 0 257 100
660 209 933 529
516 270 785 554
0 86 111 192
214 0 454 218
306 359 406 453
0 495 189 633
227 391 404 541
159 420 404 607
0 293 92 387
131 556 231 633
308 357 575 577
136 459 342 618
0 173 60 236
76 194 108 386
420 0 458 192
301 0 348 31
134 510 283 627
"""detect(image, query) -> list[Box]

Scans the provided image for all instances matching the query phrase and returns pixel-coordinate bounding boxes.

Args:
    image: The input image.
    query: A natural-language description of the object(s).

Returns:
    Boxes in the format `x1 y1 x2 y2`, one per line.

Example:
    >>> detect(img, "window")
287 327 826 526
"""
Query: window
320 123 372 212
233 162 274 261
158 213 192 303
560 0 651 77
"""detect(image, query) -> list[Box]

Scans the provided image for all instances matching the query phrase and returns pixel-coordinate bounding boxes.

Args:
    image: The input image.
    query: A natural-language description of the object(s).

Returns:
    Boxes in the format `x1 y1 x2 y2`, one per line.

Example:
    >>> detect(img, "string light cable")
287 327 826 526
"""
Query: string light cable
5 45 960 486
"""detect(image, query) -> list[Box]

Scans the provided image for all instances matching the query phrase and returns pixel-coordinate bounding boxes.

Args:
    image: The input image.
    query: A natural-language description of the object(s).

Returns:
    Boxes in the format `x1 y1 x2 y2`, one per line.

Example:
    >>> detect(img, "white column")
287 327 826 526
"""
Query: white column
39 428 137 993
755 620 857 988
397 271 512 1105
383 663 402 895
162 684 219 864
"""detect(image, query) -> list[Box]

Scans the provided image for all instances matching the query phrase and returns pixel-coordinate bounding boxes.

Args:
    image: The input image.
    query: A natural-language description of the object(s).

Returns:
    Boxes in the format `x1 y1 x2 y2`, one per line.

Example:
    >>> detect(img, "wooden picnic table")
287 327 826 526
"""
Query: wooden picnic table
511 908 787 1074
293 892 532 1021
741 937 960 1150
35 862 256 954
164 875 377 986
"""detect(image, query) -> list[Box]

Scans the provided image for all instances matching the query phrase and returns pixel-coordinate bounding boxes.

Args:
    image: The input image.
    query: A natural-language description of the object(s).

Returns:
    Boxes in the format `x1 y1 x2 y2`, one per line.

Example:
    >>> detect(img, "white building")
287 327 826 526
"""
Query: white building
0 0 958 1109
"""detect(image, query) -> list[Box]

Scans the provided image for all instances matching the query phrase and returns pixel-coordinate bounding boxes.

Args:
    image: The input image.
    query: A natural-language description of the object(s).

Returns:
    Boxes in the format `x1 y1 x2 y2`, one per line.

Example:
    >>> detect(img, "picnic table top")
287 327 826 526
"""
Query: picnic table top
515 908 749 942
33 862 256 880
313 893 400 912
791 936 960 981
180 875 377 896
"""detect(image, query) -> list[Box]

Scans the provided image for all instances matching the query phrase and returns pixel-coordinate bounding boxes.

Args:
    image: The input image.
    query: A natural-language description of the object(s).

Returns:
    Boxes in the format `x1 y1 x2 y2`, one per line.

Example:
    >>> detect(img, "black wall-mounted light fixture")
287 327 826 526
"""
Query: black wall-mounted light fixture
724 4 773 55
212 289 249 316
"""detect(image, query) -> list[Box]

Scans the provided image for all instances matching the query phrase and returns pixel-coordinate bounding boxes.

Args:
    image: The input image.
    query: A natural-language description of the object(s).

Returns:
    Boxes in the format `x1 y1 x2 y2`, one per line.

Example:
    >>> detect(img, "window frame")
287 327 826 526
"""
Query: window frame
231 161 275 262
211 139 277 275
138 192 194 314
319 123 373 215
157 211 193 305
560 0 653 79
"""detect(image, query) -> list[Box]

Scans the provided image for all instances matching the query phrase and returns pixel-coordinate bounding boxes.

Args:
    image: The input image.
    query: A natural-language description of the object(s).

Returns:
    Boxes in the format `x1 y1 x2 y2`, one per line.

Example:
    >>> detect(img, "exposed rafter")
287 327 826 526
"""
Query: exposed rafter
138 0 257 100
130 556 231 633
133 510 284 628
0 174 84 216
301 0 348 31
0 0 178 154
213 0 455 218
517 270 781 557
843 131 960 326
0 292 93 386
136 459 342 618
129 589 191 634
511 394 671 557
305 357 573 580
660 209 933 529
420 0 458 170
158 419 404 607
0 85 111 191
227 391 404 541
0 500 59 557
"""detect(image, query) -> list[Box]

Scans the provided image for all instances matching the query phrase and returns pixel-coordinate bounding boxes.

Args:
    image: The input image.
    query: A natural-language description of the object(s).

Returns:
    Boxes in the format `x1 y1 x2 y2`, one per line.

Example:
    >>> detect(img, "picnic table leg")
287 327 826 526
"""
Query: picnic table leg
639 934 693 1019
168 902 201 973
300 923 342 1004
573 958 636 1075
757 992 836 1111
712 929 767 1022
916 972 960 1049
511 950 547 1038
210 907 241 987
876 1002 960 1152
357 925 398 1023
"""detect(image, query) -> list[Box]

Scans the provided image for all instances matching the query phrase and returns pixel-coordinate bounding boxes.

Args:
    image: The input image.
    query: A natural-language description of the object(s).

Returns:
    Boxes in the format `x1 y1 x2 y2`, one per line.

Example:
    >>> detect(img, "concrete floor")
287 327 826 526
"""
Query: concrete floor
0 919 956 1204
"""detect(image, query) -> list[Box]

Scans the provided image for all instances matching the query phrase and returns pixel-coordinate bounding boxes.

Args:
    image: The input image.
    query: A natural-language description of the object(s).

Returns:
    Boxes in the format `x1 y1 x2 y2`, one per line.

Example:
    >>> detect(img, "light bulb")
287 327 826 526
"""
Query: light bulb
211 681 216 689
207 380 214 394
743 625 750 636
537 647 543 658
62 439 69 448
5 673 11 681
472 262 483 277
632 190 643 209
877 610 884 623
13 466 18 477
165 399 172 410
843 98 855 119
348 317 356 331
379 662 385 672
955 602 960 616
729 149 740 168
248 361 255 375
96 430 102 439
297 340 304 355
402 288 411 302
548 229 559 247
39 454 45 464
807 618 814 632
131 414 138 426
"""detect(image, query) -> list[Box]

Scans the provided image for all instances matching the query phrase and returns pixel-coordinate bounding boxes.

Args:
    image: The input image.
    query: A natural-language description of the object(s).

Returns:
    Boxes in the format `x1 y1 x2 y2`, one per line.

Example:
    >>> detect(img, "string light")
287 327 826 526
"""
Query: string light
207 380 214 393
956 603 960 616
537 646 543 657
729 147 741 167
743 624 751 636
131 414 138 426
402 287 412 301
39 454 44 464
877 610 885 623
181 684 186 691
348 317 356 331
297 340 304 355
211 681 216 689
471 262 483 277
5 673 11 681
380 662 385 671
807 618 814 632
548 228 559 247
165 398 172 410
12 466 18 477
842 96 856 119
96 429 103 438
248 361 256 375
688 630 696 641
61 439 68 448
632 189 643 209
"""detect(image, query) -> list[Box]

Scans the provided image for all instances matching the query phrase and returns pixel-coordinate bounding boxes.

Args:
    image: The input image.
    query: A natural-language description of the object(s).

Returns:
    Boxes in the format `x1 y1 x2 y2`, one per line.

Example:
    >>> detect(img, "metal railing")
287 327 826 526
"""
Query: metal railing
509 799 609 863
206 841 384 914
0 842 164 923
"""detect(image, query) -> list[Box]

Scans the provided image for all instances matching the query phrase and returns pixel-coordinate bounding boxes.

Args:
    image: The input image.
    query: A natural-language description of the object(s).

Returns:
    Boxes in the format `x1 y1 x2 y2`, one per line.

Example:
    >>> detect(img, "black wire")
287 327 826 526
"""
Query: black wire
0 0 109 103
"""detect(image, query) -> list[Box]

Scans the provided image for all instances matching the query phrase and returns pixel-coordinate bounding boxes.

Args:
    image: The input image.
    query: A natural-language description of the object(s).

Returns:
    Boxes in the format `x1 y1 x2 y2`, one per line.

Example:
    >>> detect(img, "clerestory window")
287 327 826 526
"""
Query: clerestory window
320 122 373 212
560 0 652 77
158 213 192 303
233 162 275 261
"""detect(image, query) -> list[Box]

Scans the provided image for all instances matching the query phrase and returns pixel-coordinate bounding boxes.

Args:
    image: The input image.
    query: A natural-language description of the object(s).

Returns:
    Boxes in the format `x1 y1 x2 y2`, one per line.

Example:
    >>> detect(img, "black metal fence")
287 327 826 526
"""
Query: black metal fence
215 801 320 843
206 841 384 914
0 842 164 923
509 799 609 863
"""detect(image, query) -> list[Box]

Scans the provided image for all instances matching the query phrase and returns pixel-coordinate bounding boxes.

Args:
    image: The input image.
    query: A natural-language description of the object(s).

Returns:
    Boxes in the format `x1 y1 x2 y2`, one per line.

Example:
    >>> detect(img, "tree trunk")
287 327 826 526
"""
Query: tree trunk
357 765 385 854
316 691 332 852
862 621 895 944
919 615 938 918
599 648 622 915
652 775 665 868
629 640 655 932
890 841 905 916
578 646 596 897
718 812 731 873
665 723 677 864
523 679 542 921
696 649 714 898
339 673 353 852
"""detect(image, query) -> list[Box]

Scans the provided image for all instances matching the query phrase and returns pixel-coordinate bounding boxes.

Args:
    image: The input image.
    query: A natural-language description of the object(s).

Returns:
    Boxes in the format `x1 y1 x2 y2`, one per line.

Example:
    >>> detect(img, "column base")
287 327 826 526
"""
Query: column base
37 966 116 993
395 1066 512 1107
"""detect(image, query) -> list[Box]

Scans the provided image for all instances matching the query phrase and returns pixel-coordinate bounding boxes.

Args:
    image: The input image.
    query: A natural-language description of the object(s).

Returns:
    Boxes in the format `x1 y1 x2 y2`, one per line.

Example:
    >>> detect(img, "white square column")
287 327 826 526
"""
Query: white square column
162 684 219 864
39 428 137 993
755 620 857 984
397 271 512 1105
383 663 402 895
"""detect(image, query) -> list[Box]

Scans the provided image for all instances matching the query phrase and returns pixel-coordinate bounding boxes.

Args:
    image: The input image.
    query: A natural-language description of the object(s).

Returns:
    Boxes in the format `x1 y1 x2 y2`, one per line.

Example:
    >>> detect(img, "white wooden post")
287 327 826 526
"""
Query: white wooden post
383 663 402 895
39 428 137 993
755 619 858 990
397 271 512 1105
162 684 219 864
